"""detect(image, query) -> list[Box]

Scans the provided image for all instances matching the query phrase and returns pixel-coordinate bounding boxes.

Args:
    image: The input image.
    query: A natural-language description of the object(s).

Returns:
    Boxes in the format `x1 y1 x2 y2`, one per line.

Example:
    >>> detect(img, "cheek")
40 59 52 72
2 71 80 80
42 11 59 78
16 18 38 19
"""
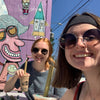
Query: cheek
65 49 76 67
94 48 100 64
44 53 50 62
45 54 49 60
31 53 35 59
46 51 49 58
65 49 71 63
89 44 100 59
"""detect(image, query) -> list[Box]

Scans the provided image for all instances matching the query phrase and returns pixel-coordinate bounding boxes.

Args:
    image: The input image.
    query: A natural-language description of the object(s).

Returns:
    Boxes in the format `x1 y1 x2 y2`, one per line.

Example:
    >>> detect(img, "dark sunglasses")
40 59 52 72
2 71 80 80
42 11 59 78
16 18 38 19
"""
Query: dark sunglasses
59 29 100 49
0 26 17 41
32 48 48 55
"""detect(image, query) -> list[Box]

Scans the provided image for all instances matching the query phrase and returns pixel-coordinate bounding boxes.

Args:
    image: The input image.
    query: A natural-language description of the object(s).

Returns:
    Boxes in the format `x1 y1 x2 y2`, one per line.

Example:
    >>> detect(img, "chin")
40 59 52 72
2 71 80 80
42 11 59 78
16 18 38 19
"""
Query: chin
35 60 41 63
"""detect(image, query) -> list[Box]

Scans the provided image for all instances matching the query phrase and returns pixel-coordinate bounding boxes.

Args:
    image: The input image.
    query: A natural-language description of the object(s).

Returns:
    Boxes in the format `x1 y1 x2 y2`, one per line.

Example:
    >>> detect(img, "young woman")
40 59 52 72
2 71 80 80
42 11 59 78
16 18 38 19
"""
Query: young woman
52 12 100 100
4 38 66 98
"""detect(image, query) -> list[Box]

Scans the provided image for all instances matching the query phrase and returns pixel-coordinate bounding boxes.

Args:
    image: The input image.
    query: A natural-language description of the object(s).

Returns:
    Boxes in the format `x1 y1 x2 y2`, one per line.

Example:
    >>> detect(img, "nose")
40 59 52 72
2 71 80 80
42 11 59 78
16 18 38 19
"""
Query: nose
14 39 25 47
38 49 42 55
76 37 86 48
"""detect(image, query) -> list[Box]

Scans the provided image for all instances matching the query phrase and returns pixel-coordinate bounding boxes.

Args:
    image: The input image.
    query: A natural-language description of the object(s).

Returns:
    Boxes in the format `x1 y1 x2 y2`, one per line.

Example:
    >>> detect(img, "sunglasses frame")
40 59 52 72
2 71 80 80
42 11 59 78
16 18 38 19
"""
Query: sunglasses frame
6 26 18 37
0 29 6 41
59 29 100 49
0 25 17 41
32 47 48 55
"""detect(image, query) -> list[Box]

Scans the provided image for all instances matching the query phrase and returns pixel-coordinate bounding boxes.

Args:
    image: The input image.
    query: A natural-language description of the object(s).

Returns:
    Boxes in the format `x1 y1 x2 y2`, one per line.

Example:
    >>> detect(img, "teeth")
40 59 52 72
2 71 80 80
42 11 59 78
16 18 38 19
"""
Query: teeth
36 56 42 59
4 46 20 57
75 54 90 57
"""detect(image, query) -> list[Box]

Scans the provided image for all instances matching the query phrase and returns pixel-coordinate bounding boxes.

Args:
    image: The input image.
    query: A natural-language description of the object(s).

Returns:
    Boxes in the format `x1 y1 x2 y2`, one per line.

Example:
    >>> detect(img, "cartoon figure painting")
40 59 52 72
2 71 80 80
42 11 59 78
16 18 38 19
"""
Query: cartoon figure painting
0 15 29 90
0 0 52 91
22 0 30 15
32 2 46 39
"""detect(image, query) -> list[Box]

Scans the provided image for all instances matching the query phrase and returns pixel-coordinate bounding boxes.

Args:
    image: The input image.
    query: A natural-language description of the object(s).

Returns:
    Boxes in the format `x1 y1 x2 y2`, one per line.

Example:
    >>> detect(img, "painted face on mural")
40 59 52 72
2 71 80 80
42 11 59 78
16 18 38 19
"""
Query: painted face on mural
0 26 25 62
7 64 17 75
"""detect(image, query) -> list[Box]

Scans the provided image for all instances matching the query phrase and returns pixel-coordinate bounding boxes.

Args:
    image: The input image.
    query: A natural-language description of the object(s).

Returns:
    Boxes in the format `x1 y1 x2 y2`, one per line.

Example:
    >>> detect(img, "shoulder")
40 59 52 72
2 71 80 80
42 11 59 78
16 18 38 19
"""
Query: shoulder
27 61 33 65
61 81 85 100
60 87 77 100
20 61 33 69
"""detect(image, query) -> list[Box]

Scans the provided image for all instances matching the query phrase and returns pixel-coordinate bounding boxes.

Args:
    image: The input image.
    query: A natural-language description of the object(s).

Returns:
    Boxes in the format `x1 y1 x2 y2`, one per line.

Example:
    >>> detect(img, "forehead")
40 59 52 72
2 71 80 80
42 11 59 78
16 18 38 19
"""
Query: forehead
67 24 97 34
34 41 49 49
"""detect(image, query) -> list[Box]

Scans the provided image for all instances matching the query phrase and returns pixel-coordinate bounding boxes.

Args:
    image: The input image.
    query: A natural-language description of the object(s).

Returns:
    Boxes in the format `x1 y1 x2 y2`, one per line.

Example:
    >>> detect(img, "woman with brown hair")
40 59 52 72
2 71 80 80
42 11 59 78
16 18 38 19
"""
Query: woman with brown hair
4 38 66 98
52 12 100 100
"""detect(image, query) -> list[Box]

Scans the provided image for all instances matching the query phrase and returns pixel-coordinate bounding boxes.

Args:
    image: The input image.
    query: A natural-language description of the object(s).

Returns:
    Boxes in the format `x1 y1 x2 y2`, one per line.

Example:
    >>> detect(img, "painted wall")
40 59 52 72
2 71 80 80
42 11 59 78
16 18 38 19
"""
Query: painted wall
0 0 52 90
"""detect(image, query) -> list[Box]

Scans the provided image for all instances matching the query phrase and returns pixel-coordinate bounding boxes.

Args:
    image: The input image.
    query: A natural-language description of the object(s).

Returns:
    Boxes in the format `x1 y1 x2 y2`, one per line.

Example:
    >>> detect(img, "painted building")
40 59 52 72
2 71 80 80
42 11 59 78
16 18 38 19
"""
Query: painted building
0 0 52 90
33 2 46 38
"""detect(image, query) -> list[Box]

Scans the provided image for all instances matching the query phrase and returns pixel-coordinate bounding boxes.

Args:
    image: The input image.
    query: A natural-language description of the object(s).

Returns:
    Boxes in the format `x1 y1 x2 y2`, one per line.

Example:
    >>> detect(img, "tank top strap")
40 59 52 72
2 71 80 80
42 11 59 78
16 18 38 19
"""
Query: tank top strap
73 81 84 100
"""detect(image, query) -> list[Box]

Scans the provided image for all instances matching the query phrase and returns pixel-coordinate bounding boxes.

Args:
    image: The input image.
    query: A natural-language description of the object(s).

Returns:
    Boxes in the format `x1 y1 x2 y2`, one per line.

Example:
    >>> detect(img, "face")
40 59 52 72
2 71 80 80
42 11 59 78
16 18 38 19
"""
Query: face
64 24 100 71
32 41 49 63
0 26 24 62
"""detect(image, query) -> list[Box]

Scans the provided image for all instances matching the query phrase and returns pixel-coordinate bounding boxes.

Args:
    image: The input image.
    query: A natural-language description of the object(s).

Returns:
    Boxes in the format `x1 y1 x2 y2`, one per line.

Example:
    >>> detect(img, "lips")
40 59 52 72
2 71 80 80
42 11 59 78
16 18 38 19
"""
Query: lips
73 53 93 58
1 44 21 62
35 56 43 61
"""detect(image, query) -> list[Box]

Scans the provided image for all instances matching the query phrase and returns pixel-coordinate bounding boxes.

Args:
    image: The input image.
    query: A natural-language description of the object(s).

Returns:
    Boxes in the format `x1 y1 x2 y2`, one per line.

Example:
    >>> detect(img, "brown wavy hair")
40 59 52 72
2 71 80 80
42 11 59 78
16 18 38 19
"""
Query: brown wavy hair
31 38 55 69
52 12 100 89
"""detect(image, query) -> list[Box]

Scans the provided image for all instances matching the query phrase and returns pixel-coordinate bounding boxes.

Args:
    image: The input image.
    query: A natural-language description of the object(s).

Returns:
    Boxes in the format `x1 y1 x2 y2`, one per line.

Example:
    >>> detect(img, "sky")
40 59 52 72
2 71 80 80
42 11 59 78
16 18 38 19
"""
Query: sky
0 0 100 59
51 0 100 58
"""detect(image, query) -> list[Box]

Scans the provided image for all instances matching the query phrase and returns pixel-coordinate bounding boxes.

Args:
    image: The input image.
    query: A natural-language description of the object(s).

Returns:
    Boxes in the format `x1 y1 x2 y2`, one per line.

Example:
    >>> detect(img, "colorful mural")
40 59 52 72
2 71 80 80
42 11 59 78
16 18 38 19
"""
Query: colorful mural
32 2 46 38
0 0 52 90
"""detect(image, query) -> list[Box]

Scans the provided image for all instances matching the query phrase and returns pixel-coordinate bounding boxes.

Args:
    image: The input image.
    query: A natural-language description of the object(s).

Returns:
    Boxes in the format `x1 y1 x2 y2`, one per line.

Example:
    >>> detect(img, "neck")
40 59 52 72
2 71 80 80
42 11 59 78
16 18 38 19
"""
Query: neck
83 69 100 100
33 61 47 72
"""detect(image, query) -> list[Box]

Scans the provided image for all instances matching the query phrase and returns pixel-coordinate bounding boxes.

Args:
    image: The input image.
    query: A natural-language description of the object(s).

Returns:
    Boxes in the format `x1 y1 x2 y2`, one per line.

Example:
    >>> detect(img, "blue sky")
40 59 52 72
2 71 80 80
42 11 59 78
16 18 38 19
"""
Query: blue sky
51 0 100 58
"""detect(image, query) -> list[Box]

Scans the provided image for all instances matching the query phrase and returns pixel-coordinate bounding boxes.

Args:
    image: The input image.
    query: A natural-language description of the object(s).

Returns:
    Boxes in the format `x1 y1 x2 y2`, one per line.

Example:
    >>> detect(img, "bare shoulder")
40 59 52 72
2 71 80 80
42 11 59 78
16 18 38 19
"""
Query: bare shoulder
60 87 77 100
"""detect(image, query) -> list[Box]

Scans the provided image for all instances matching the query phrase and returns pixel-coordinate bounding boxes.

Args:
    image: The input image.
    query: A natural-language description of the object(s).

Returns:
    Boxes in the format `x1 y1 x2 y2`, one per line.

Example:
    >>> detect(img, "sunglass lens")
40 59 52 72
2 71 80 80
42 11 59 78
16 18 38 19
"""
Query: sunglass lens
83 29 100 40
32 48 39 53
83 29 100 45
0 31 5 41
7 26 17 36
42 49 48 55
60 34 77 49
65 34 77 48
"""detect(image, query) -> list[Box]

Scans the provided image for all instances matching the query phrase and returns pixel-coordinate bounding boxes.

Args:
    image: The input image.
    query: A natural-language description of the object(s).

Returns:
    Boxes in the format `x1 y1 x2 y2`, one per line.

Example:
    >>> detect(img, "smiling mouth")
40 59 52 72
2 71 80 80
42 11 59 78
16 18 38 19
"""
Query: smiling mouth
35 56 43 60
36 57 42 59
74 53 93 58
4 46 20 57
1 44 21 60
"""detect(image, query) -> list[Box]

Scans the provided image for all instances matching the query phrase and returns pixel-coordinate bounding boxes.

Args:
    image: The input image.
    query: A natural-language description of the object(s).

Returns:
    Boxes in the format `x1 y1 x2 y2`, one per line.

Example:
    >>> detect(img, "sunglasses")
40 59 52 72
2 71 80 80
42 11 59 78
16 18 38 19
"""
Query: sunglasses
0 26 17 41
32 48 48 55
59 29 100 49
